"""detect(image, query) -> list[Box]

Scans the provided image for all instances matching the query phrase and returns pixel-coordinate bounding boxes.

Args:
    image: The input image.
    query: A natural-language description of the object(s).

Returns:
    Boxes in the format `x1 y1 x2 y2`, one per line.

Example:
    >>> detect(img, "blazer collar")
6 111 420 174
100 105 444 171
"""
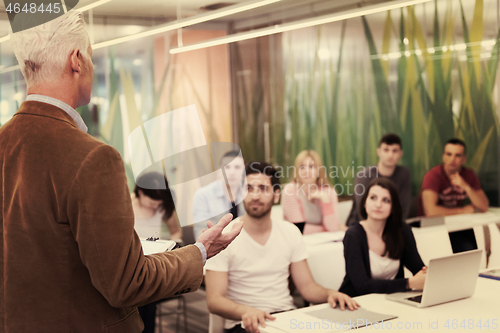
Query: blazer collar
14 101 80 130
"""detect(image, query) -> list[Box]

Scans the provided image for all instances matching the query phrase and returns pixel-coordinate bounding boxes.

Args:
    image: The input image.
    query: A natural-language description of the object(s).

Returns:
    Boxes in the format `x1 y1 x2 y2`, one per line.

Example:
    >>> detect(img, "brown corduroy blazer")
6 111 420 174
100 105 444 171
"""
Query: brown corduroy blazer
0 101 203 332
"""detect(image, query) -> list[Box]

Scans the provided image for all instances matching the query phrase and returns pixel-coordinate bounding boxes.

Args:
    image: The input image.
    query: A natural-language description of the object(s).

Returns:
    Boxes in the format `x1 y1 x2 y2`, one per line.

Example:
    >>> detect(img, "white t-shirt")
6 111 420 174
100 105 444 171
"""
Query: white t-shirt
206 218 308 329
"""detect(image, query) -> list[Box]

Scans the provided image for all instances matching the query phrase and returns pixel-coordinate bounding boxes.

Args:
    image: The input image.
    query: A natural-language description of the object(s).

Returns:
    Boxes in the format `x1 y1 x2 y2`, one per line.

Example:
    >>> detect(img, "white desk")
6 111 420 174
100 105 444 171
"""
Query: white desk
413 209 500 269
303 232 345 247
262 277 500 333
445 209 500 232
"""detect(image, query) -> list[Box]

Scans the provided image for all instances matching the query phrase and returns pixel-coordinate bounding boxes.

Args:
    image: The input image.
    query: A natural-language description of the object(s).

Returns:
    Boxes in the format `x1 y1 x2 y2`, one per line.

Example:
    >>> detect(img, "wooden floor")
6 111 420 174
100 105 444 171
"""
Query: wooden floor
155 288 210 333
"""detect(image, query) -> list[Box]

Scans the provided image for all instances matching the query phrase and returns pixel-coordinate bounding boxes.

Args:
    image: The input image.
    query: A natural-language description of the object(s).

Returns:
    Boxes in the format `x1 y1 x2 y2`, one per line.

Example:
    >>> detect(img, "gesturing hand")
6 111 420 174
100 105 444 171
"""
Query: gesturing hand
196 213 243 259
241 308 275 333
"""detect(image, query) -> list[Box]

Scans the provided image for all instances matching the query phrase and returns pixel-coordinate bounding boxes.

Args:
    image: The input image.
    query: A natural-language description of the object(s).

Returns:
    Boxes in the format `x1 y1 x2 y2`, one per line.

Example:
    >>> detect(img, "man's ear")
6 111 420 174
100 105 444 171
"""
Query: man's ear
273 189 280 204
69 49 81 73
376 147 381 158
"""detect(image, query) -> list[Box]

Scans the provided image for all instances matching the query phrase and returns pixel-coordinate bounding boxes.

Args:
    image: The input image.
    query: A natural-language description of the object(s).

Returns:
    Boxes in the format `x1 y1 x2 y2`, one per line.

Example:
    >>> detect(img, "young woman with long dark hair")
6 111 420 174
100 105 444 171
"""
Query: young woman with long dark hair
339 178 426 297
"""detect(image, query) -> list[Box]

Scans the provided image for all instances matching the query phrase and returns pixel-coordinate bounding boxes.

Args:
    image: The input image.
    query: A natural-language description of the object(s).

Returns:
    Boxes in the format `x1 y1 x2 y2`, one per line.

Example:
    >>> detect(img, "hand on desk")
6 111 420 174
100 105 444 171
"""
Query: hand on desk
409 267 427 290
197 213 243 259
327 290 360 311
241 307 275 333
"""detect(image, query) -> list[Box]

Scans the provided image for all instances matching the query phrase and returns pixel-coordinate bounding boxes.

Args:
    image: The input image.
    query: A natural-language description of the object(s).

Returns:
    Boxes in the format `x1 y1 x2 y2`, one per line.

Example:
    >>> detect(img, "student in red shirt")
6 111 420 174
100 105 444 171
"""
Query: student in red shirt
419 138 489 216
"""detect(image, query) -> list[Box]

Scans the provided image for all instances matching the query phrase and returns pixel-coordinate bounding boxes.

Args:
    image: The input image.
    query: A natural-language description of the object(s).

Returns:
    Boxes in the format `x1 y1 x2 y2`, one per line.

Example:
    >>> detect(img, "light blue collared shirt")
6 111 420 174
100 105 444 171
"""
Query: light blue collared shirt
192 180 245 240
195 243 207 265
26 94 88 133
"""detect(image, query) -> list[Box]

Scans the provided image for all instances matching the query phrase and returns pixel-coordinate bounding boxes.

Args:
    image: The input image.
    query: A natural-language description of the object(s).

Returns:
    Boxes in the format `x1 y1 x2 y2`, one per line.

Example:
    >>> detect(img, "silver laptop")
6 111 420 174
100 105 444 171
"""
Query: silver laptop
386 249 482 308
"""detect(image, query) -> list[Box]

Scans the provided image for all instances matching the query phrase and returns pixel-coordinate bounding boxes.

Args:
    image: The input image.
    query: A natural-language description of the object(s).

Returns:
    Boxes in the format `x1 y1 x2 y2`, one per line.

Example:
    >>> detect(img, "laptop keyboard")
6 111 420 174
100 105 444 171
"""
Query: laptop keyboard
406 295 423 303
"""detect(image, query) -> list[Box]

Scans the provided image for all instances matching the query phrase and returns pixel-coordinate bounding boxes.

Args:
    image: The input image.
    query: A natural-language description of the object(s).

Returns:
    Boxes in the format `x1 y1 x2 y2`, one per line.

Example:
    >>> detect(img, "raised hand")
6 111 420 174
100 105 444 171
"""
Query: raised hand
196 213 243 259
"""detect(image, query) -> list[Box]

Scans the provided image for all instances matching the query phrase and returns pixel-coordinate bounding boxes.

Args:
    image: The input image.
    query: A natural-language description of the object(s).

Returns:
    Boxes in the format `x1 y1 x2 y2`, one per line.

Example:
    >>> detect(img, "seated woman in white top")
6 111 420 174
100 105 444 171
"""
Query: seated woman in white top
131 171 181 333
339 177 427 297
131 171 181 242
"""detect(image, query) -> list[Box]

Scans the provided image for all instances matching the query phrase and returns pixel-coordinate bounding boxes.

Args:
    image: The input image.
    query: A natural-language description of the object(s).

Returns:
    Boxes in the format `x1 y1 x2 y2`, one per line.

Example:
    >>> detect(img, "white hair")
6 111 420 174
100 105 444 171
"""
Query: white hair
10 11 90 88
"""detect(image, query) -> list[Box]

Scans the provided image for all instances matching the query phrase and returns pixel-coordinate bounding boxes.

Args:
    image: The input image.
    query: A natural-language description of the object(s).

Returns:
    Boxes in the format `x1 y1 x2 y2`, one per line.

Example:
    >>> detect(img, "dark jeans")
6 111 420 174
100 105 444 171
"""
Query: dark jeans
224 324 246 333
138 302 157 333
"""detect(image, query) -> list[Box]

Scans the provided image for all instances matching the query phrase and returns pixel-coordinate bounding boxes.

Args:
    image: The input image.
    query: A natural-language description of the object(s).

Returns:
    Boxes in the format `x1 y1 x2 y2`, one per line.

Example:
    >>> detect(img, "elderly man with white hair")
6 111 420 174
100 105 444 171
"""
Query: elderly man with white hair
0 11 242 333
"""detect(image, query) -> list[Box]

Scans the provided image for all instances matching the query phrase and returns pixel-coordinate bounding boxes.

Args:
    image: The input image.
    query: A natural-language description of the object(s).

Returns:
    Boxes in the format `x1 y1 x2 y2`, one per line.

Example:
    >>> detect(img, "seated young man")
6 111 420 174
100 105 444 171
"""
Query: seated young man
419 138 489 216
205 162 359 333
192 150 246 240
346 133 412 226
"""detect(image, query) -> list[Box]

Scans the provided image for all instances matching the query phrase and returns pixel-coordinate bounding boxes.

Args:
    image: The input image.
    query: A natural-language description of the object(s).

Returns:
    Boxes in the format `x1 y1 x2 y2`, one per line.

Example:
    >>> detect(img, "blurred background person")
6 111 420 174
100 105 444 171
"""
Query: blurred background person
282 150 343 234
419 138 488 216
193 151 246 239
346 133 411 226
339 178 426 297
132 171 182 242
131 171 181 332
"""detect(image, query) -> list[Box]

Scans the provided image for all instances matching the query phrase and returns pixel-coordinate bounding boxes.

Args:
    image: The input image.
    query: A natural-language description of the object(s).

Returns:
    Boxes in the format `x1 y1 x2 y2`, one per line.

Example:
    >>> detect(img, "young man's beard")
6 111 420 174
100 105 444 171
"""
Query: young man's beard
244 199 274 219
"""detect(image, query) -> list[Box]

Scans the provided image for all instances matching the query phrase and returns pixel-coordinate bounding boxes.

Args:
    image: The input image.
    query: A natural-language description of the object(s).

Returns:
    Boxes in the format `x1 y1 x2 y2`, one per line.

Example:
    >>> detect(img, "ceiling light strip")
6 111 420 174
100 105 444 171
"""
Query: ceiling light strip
0 65 20 75
170 0 432 54
92 0 282 49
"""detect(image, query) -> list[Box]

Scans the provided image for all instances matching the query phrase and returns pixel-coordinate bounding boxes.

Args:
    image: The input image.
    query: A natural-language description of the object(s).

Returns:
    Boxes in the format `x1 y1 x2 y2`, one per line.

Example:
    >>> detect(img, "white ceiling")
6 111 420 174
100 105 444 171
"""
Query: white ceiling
0 0 493 55
0 0 396 27
74 0 385 21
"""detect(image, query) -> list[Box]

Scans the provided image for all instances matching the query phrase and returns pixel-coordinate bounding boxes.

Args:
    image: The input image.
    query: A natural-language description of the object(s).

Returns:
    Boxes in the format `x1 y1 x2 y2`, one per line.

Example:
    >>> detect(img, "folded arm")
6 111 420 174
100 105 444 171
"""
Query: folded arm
422 190 474 216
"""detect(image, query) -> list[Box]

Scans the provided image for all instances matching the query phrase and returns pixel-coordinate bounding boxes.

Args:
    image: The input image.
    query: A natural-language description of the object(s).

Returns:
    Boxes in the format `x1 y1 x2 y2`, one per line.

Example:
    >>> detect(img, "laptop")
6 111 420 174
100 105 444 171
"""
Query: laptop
386 249 482 308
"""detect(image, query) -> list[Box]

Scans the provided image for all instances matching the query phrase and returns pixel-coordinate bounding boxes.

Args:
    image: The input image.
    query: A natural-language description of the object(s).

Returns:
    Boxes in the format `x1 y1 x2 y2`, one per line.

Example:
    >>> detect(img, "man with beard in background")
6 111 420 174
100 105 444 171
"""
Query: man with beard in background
204 162 359 333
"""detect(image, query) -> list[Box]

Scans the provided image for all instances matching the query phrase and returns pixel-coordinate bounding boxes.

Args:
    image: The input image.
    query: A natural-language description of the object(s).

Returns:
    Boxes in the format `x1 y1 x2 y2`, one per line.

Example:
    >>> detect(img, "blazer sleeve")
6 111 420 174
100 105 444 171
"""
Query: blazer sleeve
401 224 425 274
67 145 203 308
343 227 407 295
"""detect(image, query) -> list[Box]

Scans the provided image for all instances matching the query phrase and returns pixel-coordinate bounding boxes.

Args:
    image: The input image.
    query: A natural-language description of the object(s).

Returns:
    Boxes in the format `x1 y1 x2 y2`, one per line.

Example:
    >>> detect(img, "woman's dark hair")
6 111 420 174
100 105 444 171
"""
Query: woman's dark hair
134 172 175 220
359 177 404 259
